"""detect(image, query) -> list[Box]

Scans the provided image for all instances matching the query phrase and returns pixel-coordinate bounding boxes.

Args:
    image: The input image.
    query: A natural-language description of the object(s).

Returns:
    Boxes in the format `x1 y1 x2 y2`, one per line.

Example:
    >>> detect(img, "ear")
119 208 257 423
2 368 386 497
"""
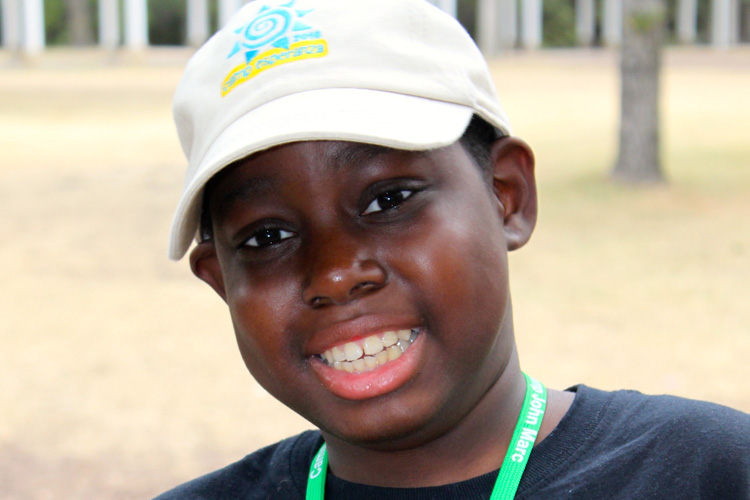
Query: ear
189 241 228 302
489 137 537 251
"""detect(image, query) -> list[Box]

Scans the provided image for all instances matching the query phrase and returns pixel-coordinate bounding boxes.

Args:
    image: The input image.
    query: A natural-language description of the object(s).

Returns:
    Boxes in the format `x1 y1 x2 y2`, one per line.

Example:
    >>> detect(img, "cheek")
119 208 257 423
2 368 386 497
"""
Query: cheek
225 273 303 387
394 201 509 339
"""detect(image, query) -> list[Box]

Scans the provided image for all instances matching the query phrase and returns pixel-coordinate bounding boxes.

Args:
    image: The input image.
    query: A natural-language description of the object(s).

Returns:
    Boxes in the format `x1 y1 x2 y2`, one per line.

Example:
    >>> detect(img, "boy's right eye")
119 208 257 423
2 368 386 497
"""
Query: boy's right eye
243 228 295 248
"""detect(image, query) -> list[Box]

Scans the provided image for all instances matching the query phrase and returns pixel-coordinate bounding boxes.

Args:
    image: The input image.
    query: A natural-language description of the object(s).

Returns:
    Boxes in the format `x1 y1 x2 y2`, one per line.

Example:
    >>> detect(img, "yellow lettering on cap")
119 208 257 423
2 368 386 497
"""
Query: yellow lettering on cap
221 40 329 97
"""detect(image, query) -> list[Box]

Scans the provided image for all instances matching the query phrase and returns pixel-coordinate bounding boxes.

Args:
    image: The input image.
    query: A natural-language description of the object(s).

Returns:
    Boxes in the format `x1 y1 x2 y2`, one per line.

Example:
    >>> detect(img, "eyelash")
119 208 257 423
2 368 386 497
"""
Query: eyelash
361 189 416 215
243 228 295 248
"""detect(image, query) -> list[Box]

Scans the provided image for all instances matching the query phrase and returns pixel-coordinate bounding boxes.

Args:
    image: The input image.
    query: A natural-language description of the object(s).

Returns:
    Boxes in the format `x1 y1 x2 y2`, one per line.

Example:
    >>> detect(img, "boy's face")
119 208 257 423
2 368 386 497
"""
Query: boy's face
191 139 535 449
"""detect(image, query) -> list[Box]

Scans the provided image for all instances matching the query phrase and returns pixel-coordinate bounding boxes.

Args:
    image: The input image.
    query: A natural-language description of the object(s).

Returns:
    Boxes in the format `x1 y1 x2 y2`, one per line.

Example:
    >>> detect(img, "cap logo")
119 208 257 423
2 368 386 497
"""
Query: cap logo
221 0 328 97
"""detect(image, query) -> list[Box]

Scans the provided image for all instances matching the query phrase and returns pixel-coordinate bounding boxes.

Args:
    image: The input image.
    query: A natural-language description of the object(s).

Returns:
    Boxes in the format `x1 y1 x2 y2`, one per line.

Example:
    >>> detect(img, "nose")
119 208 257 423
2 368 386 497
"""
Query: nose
302 233 387 308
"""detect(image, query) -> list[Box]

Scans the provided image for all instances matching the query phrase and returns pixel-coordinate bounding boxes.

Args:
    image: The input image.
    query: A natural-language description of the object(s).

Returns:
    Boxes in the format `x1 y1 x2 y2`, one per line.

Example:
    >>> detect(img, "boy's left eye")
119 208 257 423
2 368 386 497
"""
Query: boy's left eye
362 189 414 215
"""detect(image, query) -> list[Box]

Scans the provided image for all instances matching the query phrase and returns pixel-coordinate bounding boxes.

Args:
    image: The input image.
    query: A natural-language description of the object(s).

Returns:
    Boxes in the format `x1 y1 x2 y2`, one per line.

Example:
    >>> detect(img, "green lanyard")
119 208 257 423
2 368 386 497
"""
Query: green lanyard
306 373 547 500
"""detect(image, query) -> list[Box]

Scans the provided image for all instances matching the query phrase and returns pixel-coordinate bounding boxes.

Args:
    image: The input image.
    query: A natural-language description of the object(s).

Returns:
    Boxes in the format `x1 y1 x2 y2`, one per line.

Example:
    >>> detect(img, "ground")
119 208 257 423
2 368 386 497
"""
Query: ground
0 46 748 499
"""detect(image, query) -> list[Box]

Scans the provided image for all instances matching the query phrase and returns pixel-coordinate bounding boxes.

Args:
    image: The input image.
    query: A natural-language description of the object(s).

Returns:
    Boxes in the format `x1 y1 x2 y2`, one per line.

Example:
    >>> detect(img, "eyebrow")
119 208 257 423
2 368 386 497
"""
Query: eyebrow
330 143 428 171
212 176 277 221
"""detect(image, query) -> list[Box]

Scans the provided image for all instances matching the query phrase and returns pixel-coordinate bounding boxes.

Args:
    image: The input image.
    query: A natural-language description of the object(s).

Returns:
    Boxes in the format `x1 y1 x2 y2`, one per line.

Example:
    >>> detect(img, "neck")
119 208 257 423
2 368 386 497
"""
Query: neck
322 350 534 488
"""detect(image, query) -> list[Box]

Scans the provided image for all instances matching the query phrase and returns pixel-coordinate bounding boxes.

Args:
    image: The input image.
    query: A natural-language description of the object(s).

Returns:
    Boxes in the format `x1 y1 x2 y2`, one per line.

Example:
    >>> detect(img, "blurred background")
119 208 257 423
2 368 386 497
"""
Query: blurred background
1 1 749 498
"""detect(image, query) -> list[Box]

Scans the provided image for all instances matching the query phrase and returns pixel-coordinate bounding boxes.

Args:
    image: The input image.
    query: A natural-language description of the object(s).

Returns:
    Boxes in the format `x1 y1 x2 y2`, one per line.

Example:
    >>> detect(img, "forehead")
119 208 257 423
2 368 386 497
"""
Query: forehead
217 141 428 177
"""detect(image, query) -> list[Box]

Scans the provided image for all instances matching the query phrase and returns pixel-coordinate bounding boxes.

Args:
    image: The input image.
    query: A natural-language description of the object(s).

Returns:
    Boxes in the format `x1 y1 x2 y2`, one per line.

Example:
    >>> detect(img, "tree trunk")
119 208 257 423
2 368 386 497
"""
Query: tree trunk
612 0 666 184
68 0 94 46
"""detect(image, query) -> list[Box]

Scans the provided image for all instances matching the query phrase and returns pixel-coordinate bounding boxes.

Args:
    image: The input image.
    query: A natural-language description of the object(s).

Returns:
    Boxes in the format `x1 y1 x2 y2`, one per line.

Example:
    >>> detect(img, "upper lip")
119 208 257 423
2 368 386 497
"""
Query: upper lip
303 313 422 356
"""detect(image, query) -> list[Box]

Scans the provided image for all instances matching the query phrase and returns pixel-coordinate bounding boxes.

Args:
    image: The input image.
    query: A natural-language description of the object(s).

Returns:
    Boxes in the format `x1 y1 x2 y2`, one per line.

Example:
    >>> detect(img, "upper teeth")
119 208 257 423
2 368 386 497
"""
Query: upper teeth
320 329 419 374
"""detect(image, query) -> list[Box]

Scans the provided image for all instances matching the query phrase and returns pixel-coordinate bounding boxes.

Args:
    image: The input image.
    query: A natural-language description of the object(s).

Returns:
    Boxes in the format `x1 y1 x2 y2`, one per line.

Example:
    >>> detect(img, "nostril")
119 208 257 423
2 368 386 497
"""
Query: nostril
309 296 331 309
349 280 380 297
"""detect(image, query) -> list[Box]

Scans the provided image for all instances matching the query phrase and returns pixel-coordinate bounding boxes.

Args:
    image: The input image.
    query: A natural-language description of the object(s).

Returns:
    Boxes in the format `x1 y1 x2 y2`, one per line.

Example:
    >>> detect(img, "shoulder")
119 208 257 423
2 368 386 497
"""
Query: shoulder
152 430 323 500
524 386 750 499
567 386 750 497
580 385 750 442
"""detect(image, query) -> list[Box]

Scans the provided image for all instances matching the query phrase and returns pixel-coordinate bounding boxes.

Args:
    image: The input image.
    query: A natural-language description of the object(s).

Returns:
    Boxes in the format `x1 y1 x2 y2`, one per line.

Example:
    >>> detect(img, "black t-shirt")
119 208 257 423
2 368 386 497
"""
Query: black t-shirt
154 385 750 499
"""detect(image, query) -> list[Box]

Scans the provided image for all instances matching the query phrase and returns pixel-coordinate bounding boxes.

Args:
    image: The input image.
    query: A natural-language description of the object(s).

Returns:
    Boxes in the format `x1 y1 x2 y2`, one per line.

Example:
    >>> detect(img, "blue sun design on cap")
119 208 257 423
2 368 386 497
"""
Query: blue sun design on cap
227 0 315 64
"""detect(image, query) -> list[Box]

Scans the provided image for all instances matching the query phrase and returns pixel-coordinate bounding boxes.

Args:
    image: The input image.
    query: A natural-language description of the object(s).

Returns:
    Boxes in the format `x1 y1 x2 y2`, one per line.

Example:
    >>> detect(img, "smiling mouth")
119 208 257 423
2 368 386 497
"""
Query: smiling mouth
315 329 420 374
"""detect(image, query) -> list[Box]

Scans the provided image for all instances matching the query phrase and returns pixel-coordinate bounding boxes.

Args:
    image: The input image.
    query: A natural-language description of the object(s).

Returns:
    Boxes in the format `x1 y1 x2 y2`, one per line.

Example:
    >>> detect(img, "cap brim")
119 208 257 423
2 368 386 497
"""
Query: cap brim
168 88 475 260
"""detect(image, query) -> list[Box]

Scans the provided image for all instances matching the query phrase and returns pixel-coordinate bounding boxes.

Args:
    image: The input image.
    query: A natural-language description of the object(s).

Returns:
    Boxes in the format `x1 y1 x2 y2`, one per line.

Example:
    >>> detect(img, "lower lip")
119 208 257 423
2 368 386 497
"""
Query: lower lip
310 333 424 401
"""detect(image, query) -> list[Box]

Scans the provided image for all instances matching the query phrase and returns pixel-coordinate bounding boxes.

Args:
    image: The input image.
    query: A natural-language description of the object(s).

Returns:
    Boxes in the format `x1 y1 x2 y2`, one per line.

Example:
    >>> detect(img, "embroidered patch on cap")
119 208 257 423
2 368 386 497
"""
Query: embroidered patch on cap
221 0 328 97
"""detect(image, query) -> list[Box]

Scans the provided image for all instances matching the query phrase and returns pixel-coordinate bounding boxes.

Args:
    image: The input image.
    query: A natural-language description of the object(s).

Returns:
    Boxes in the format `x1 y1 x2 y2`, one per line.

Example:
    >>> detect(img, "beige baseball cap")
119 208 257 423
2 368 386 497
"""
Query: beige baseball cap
169 0 511 260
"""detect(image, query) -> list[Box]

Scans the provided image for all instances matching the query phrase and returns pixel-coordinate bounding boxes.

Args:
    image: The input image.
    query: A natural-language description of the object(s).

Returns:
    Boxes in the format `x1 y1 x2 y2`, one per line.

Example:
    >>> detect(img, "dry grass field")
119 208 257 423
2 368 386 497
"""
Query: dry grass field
1 46 748 499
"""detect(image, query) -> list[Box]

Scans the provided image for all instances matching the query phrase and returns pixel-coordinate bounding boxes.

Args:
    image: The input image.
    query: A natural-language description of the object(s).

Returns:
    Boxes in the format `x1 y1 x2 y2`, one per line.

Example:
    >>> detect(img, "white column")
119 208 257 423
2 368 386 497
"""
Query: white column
477 0 498 56
431 0 457 17
98 0 120 49
520 0 542 49
602 0 622 46
498 0 518 49
711 0 732 48
124 0 148 51
729 0 740 43
219 0 243 27
187 0 210 46
479 0 518 53
677 0 697 43
21 0 45 56
1 0 21 51
576 0 595 46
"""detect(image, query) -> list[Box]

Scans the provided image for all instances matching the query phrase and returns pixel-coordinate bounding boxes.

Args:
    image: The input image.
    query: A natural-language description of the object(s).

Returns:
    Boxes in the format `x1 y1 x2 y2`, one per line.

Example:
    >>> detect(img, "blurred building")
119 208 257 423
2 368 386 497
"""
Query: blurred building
0 0 748 57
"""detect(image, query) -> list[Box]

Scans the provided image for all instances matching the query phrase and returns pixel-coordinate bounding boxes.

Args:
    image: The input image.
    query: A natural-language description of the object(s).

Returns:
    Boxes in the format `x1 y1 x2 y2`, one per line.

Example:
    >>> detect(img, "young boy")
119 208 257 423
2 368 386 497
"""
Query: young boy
158 0 750 498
